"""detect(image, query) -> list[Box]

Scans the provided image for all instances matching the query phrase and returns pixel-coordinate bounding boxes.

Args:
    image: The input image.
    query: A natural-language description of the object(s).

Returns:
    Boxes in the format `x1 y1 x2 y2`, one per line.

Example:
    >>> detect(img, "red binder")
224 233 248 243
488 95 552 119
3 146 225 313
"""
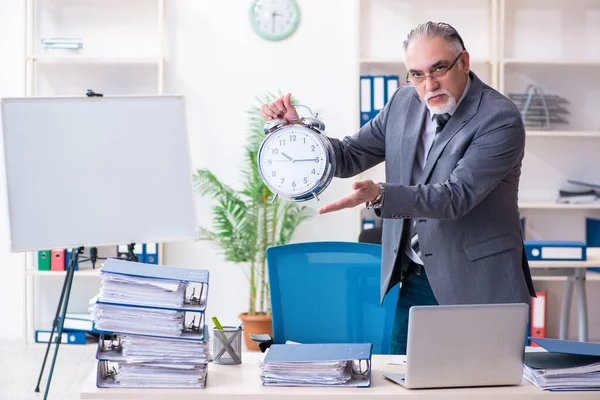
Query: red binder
530 291 547 346
50 249 66 271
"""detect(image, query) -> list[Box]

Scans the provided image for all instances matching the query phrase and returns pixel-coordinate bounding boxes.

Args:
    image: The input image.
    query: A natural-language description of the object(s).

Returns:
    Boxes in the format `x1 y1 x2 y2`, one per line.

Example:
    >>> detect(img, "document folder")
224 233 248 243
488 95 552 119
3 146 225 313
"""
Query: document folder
530 338 600 357
96 360 207 388
524 241 587 261
260 343 372 387
92 301 206 340
96 327 211 364
100 258 209 312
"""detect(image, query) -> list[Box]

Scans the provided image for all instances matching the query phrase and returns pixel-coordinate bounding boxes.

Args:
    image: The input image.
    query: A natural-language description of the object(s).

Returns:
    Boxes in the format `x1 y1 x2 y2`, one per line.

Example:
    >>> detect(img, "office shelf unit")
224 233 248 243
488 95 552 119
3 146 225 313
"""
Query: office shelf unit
23 0 166 344
500 0 600 241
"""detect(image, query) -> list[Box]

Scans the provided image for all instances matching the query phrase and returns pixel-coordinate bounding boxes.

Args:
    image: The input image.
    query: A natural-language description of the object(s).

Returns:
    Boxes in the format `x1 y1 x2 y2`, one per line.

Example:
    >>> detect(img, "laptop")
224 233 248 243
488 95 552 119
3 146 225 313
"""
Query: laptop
385 303 528 389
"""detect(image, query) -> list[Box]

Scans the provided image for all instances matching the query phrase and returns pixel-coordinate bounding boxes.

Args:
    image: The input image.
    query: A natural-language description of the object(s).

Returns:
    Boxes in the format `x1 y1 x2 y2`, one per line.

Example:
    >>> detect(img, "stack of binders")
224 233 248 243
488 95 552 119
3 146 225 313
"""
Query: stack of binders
91 258 210 388
360 75 399 127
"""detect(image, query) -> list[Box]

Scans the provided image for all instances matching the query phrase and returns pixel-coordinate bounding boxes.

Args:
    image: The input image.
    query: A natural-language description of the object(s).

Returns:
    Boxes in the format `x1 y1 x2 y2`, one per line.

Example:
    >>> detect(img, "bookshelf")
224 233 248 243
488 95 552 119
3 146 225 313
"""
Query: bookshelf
500 0 600 241
23 0 166 344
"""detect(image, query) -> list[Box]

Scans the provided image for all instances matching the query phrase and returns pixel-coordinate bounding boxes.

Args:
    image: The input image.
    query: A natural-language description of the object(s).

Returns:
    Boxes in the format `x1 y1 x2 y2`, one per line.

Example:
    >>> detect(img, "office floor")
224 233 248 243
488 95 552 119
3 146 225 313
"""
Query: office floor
0 340 97 400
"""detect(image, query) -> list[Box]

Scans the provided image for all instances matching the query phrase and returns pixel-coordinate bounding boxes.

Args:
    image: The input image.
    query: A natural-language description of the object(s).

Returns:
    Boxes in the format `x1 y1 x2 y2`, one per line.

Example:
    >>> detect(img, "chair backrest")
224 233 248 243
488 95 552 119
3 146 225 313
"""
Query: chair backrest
267 241 399 354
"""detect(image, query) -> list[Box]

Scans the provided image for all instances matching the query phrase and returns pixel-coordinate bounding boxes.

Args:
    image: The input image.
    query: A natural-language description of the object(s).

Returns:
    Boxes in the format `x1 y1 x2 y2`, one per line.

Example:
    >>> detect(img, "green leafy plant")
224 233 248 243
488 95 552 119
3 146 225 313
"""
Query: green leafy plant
193 93 313 316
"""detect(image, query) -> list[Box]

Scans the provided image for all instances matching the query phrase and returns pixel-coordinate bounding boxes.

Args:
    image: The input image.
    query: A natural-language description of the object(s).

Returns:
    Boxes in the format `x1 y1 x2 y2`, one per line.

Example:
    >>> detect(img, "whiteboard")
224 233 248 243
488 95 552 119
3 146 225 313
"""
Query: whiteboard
0 95 198 252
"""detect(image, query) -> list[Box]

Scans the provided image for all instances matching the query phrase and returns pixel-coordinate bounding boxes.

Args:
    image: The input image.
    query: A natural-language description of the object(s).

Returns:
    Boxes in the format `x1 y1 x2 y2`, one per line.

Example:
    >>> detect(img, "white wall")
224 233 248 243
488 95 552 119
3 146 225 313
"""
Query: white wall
162 0 358 327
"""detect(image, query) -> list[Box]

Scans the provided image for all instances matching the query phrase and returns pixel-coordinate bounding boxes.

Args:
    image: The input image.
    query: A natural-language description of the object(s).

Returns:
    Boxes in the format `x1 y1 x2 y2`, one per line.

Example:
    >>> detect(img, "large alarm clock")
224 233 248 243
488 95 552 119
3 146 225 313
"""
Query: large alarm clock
257 105 336 202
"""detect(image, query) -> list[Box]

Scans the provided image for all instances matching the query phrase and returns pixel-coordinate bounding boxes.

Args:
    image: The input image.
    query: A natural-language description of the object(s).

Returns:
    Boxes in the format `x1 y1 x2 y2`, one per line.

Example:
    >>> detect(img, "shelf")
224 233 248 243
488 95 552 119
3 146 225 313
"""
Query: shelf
27 269 101 277
532 272 600 282
502 58 600 66
27 55 163 64
518 201 600 210
526 130 600 138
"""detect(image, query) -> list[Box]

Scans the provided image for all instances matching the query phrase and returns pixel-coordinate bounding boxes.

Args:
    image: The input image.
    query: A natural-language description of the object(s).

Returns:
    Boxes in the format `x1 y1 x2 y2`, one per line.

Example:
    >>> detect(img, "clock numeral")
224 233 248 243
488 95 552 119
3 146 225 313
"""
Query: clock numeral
280 178 285 184
271 171 276 177
310 145 316 151
267 159 272 165
303 177 308 184
289 134 296 141
311 168 316 175
279 139 286 146
271 148 279 155
303 137 306 144
314 157 320 163
292 181 296 188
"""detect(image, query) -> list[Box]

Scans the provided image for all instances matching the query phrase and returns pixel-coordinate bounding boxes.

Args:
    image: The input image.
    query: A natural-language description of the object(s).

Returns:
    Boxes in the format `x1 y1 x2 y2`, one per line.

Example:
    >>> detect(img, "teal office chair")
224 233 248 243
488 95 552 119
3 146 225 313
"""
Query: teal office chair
267 241 399 354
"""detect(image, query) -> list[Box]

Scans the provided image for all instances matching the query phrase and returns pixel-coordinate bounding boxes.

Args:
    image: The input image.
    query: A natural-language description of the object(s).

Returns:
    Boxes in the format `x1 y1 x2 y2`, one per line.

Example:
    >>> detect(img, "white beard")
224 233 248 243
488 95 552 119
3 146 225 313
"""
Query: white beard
425 90 457 115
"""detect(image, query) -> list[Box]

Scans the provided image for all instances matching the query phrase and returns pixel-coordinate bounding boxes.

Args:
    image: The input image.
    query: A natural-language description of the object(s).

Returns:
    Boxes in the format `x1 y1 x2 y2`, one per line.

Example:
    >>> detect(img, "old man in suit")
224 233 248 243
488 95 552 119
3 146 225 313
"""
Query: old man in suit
261 21 536 354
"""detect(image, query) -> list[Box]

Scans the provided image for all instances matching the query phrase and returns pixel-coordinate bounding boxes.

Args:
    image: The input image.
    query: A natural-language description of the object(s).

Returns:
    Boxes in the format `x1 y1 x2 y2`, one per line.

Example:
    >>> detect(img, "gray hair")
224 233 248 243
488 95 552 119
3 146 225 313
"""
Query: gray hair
403 21 466 55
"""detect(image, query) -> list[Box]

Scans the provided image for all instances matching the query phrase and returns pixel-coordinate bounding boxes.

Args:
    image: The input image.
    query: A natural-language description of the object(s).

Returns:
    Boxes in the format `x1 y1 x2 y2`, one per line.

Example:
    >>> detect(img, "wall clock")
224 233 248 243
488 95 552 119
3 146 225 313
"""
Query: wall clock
249 0 300 41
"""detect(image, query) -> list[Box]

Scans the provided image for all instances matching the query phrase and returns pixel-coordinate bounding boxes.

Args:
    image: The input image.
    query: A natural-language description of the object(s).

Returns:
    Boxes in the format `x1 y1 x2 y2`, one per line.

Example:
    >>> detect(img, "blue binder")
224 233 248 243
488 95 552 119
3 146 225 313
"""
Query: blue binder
101 258 209 287
262 343 373 387
530 337 600 357
35 330 88 345
586 218 600 273
96 326 210 362
65 248 79 270
143 242 159 264
524 241 587 261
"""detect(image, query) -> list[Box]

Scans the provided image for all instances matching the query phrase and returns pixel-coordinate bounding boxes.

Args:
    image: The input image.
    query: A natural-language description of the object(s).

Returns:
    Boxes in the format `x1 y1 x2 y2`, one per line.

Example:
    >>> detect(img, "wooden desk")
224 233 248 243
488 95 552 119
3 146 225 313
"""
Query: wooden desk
80 353 599 399
529 247 600 342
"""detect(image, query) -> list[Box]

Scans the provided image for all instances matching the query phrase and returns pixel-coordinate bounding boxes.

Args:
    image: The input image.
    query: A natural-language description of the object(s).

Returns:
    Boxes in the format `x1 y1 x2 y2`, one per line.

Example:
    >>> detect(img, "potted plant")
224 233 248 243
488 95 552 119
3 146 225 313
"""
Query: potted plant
193 93 313 350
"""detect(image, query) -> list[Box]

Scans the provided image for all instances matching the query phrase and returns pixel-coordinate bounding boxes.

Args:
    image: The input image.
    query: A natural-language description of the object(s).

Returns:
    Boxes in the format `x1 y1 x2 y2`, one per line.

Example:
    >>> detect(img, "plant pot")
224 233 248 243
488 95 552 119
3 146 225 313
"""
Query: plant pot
239 313 272 351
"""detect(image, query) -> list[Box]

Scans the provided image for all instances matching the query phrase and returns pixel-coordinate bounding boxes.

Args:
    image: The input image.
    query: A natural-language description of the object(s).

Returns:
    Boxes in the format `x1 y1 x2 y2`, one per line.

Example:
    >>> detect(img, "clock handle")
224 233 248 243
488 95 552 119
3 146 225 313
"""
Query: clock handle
294 104 318 118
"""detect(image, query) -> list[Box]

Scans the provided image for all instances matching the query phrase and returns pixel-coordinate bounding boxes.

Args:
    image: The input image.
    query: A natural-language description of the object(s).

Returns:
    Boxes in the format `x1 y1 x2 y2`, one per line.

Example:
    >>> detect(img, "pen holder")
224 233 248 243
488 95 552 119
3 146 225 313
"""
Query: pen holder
212 326 243 365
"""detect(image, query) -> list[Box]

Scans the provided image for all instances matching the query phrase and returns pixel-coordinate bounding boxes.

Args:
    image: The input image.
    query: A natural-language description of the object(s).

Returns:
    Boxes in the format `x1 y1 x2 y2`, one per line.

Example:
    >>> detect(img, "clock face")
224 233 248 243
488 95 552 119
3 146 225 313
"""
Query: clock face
258 126 328 198
249 0 300 41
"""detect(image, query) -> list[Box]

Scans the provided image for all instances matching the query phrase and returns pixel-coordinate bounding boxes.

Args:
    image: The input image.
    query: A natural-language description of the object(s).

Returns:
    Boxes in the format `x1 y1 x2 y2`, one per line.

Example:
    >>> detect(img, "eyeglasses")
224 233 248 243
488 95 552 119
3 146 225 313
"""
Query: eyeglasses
406 52 463 84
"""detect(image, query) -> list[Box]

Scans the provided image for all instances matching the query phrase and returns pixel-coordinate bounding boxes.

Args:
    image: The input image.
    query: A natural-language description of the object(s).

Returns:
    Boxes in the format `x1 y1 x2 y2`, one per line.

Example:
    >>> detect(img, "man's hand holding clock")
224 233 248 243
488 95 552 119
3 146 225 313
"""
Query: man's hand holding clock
260 94 384 210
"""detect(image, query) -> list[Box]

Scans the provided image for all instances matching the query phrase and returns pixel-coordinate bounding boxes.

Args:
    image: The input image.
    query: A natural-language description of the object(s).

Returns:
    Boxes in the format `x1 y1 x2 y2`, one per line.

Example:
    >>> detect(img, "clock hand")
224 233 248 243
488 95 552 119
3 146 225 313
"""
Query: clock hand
294 157 320 162
281 152 294 161
271 12 276 33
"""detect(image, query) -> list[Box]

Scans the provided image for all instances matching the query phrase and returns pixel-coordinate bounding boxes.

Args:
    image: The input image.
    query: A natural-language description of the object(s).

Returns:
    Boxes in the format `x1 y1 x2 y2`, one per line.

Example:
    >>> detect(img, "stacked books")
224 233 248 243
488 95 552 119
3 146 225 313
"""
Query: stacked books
524 338 600 391
91 258 210 388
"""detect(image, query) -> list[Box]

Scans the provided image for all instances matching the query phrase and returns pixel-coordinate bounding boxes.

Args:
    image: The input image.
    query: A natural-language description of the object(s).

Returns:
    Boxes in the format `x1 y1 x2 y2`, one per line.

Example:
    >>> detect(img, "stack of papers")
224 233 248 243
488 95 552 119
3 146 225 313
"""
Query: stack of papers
98 333 211 364
91 303 188 338
99 272 188 308
92 259 210 389
524 338 600 391
259 343 372 387
98 361 207 389
524 358 600 391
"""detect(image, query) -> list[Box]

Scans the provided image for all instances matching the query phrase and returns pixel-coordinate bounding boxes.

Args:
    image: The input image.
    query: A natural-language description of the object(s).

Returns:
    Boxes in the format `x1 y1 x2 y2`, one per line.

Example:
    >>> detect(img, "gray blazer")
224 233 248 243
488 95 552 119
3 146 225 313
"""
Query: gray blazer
329 72 536 305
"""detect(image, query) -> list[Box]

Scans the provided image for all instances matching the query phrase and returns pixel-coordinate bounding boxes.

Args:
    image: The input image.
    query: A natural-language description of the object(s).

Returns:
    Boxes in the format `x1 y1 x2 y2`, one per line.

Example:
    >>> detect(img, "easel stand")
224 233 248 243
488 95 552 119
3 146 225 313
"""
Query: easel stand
35 246 84 399
35 244 138 399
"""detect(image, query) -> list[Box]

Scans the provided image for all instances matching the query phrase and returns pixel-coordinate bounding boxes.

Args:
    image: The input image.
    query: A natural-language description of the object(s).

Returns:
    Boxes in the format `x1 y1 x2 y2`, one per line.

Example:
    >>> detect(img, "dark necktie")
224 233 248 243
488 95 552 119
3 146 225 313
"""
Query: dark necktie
434 113 451 134
409 112 452 261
